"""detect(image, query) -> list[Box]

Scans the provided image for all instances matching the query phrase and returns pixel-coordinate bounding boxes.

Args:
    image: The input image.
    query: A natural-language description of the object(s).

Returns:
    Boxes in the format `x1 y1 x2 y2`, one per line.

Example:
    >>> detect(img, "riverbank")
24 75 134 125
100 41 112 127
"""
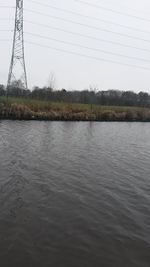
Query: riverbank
0 97 150 121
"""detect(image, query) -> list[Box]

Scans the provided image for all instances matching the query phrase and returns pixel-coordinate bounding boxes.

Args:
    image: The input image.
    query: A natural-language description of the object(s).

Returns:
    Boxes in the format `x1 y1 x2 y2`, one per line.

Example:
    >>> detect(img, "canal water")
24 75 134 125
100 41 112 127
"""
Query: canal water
0 121 150 267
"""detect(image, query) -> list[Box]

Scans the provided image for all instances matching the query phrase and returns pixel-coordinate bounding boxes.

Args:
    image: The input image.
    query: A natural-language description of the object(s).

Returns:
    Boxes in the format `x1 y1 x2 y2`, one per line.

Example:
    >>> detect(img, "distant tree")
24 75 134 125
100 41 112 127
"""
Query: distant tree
7 80 30 98
138 92 149 107
11 79 25 89
0 84 5 96
1 80 150 108
121 91 137 106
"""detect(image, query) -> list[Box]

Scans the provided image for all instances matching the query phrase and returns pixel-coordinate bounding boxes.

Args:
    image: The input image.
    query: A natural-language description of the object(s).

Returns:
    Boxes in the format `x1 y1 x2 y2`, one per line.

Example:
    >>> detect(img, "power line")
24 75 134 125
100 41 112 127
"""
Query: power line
25 20 150 54
0 39 11 42
75 0 150 23
27 0 150 21
91 0 146 15
0 30 13 32
24 9 150 44
0 6 15 8
25 31 150 63
0 19 13 20
26 0 150 35
25 40 150 70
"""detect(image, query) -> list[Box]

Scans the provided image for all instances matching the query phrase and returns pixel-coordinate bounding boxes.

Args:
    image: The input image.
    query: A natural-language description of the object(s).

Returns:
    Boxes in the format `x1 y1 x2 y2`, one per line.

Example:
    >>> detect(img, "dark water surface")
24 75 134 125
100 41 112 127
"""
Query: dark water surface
0 121 150 267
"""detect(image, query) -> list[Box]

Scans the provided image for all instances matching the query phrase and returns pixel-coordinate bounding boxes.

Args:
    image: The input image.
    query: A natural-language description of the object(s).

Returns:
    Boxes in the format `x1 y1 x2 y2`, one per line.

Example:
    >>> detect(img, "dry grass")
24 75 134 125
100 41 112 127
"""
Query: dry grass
0 96 150 121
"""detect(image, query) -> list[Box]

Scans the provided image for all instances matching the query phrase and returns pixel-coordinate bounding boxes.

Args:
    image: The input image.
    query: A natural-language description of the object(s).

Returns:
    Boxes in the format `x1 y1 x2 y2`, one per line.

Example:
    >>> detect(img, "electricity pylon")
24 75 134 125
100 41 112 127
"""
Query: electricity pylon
7 0 27 90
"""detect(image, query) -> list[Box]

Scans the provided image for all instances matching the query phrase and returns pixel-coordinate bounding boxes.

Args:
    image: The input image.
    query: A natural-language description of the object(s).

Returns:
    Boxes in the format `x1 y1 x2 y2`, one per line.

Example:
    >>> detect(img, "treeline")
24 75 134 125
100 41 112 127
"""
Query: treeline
0 83 150 107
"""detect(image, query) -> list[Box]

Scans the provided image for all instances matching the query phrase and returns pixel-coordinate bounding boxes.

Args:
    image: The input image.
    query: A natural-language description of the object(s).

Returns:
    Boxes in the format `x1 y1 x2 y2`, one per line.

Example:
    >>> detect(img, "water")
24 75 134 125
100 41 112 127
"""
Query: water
0 121 150 267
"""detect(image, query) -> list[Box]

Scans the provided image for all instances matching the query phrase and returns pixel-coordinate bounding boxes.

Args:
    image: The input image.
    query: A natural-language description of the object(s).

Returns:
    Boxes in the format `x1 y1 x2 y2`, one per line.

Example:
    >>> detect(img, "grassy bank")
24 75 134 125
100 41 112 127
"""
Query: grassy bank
0 96 150 121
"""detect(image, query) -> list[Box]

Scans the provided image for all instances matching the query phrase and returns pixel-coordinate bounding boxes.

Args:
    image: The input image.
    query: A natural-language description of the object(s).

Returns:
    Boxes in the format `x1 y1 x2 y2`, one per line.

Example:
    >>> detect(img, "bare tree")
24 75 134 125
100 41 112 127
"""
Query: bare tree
48 71 56 91
89 84 98 110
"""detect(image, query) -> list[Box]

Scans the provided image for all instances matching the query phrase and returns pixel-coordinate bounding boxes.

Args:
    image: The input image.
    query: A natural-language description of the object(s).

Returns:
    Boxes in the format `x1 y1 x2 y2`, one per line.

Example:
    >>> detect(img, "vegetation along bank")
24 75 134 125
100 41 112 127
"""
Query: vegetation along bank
0 97 150 121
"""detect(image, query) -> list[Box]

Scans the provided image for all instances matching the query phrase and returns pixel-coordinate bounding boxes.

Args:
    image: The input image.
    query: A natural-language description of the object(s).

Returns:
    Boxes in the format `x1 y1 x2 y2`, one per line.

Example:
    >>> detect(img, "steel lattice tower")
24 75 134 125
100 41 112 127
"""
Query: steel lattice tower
7 0 27 90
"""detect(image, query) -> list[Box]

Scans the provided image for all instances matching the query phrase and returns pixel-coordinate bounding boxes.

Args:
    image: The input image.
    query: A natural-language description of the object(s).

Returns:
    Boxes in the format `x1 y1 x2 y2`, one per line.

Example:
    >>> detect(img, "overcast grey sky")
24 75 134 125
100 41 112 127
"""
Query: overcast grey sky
1 0 150 92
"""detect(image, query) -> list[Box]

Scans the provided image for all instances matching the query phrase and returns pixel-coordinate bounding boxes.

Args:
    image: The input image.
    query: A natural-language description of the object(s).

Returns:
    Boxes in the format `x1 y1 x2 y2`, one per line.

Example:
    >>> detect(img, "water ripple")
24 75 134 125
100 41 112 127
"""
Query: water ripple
0 121 150 267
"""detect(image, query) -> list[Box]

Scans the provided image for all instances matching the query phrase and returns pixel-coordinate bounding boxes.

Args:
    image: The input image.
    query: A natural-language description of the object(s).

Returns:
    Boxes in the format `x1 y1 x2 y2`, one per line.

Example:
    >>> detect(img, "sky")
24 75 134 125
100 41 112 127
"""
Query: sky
1 0 150 92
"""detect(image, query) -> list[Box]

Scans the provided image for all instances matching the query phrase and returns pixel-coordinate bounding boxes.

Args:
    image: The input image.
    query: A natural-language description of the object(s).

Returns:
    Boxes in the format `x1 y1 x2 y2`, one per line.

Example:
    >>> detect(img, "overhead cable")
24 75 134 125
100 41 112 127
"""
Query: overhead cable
0 18 14 21
26 0 150 34
25 31 150 63
24 9 150 44
75 0 150 23
25 40 150 70
0 39 11 41
25 20 150 53
0 6 15 8
0 30 13 32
